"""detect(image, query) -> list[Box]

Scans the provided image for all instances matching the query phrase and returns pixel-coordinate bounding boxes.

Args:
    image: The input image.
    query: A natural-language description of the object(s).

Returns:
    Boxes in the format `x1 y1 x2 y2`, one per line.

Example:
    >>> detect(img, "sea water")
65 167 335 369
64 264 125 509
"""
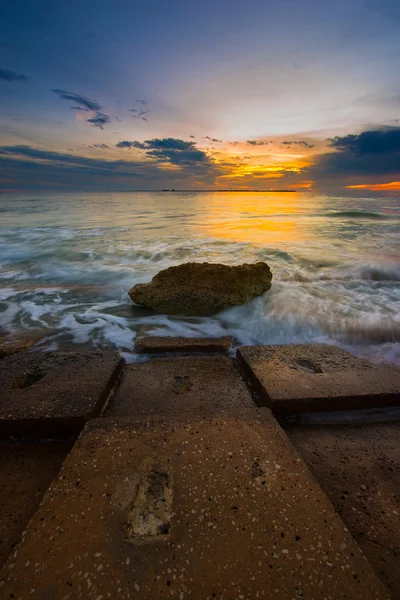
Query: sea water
1 191 399 364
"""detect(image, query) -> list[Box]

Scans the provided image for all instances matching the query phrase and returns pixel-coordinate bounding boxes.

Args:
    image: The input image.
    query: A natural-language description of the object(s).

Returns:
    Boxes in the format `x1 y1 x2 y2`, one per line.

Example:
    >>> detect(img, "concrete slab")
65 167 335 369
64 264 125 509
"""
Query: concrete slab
0 441 72 568
0 410 389 600
106 355 255 419
134 335 231 354
237 344 400 416
286 421 400 599
0 350 124 440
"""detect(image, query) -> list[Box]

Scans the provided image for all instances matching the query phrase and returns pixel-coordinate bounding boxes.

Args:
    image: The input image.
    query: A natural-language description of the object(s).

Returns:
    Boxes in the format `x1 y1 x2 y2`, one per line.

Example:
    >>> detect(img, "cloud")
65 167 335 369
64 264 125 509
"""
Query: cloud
116 140 144 149
129 108 151 121
87 113 111 128
306 127 400 188
247 140 269 146
116 137 211 168
328 128 400 155
0 67 29 83
51 89 101 112
51 88 111 129
282 140 315 148
89 143 110 149
0 142 221 190
204 136 222 142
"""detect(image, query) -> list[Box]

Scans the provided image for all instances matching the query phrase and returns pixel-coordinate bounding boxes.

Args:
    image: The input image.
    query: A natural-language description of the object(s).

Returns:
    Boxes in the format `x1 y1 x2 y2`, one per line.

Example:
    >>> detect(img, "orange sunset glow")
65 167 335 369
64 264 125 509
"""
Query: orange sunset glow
347 182 400 191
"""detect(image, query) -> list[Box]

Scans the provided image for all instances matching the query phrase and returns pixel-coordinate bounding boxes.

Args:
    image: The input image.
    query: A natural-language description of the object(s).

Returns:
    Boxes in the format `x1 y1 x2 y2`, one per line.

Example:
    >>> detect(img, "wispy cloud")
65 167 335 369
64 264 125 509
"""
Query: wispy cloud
203 136 222 143
282 140 315 148
0 67 29 83
247 140 269 146
89 143 110 149
129 108 151 121
51 88 111 129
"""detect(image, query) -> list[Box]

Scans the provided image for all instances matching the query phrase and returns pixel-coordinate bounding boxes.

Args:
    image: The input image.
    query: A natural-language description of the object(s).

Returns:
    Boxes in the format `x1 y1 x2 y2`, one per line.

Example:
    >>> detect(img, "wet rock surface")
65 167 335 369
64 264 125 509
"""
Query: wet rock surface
286 421 400 600
0 410 389 600
129 261 272 314
0 349 124 439
238 343 400 416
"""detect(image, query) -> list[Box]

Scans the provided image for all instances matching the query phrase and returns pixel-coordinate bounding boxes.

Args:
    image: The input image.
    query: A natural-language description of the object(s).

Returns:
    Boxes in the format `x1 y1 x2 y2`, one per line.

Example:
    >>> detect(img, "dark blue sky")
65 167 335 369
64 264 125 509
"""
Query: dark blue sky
1 0 400 190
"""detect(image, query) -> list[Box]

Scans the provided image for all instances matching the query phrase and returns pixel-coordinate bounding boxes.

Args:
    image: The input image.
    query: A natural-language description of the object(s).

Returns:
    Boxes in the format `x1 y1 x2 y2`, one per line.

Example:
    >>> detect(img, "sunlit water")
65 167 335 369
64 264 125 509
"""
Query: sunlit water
1 191 400 364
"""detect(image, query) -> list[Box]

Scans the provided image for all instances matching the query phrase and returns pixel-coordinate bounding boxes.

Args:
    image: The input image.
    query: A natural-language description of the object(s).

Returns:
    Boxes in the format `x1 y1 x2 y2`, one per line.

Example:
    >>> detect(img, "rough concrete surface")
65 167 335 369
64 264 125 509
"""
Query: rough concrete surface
0 410 389 599
134 335 231 354
286 421 400 599
107 355 255 419
238 344 400 415
0 350 124 439
0 441 72 568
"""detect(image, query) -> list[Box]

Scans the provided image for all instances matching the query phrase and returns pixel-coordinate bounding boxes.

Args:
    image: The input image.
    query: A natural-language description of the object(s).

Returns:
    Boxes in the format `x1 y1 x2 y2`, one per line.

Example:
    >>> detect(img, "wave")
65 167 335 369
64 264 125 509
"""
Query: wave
324 210 395 220
330 264 400 282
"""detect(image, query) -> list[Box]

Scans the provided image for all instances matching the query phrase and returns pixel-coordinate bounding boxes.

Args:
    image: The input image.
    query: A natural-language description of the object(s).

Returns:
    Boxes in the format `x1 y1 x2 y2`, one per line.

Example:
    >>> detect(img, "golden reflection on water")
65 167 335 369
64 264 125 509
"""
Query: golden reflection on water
191 191 313 244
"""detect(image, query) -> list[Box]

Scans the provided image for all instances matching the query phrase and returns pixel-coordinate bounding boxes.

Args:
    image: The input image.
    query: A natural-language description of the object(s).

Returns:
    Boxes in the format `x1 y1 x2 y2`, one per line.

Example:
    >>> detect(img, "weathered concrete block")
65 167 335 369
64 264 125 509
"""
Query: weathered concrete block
106 355 254 418
286 420 400 597
0 350 124 439
237 344 400 416
134 335 231 354
0 411 389 599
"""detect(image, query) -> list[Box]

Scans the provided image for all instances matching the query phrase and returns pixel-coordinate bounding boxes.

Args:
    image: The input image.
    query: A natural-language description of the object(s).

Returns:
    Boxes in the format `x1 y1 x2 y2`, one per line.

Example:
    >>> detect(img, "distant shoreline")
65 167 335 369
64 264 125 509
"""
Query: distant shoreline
160 189 298 193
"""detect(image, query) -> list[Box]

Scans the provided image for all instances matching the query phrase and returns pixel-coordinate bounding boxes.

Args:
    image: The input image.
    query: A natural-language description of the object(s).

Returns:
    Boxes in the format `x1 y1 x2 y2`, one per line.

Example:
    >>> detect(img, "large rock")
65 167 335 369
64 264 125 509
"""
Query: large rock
129 261 272 314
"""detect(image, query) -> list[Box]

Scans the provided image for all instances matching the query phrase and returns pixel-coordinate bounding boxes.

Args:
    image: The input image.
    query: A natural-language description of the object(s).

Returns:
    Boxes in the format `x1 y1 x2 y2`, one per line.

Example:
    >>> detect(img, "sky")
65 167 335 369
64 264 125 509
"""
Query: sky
1 0 400 192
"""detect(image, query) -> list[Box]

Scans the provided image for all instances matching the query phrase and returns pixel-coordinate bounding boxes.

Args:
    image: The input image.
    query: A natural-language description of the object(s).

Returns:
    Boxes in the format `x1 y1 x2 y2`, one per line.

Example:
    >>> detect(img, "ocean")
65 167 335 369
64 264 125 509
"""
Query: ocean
1 190 399 364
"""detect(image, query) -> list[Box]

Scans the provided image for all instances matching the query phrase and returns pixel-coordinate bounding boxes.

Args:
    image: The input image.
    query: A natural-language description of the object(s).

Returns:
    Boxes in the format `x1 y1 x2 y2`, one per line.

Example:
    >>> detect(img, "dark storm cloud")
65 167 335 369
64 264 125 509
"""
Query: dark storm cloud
307 127 400 184
282 140 315 148
328 128 400 155
116 137 210 167
51 88 111 129
0 67 29 83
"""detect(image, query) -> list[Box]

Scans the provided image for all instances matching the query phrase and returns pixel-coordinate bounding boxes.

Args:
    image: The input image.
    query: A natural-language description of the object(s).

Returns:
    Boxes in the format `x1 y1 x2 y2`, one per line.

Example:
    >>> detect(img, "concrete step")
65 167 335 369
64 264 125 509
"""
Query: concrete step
0 409 389 599
286 420 400 597
134 335 231 354
0 350 124 439
106 355 255 419
238 344 400 416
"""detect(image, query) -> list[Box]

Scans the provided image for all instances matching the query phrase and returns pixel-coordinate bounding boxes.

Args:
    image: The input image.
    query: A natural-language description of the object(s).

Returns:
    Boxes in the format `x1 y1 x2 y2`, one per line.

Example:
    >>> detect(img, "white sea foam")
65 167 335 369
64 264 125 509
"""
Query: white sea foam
1 191 399 365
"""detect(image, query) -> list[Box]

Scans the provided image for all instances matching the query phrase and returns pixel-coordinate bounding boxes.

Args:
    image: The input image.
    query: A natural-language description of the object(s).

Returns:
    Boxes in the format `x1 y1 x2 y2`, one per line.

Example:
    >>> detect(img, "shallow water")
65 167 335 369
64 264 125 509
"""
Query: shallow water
1 190 399 364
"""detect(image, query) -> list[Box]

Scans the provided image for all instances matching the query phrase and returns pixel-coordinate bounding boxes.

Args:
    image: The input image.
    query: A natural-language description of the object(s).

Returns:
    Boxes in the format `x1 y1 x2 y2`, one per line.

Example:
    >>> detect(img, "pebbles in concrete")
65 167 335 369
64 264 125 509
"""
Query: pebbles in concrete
238 343 400 416
107 354 254 419
0 410 389 599
134 335 231 354
0 349 124 439
286 420 400 599
0 441 72 568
